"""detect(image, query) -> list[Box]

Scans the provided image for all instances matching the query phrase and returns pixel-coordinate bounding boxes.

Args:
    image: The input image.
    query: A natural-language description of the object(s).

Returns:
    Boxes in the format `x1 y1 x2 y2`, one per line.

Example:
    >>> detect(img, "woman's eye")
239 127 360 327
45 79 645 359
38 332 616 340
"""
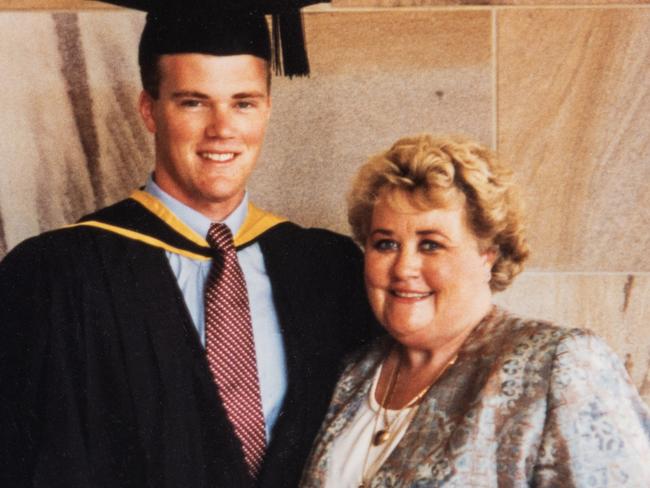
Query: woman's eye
372 239 398 252
420 240 442 252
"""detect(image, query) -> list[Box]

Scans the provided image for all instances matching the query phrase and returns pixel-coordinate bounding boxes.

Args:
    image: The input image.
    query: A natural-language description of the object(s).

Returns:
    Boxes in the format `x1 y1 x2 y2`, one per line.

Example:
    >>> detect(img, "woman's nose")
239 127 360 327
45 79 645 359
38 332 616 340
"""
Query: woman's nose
391 248 420 280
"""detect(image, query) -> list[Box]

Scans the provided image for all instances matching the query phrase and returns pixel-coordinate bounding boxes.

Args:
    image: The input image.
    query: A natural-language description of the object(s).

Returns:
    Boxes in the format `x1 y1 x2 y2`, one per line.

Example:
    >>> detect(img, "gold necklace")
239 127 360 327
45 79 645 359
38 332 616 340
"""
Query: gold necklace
373 349 458 445
359 348 459 487
372 351 401 446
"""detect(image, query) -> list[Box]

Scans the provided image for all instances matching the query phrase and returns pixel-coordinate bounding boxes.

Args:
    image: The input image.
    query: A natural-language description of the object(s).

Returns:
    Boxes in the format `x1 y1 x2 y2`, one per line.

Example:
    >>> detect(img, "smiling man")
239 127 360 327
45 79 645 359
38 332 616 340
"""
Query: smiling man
142 54 271 220
0 3 376 487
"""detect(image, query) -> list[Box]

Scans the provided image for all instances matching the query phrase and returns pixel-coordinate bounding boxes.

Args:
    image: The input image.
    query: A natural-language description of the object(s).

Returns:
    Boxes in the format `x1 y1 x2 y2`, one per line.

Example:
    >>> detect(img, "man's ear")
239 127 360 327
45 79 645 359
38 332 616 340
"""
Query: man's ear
138 90 157 134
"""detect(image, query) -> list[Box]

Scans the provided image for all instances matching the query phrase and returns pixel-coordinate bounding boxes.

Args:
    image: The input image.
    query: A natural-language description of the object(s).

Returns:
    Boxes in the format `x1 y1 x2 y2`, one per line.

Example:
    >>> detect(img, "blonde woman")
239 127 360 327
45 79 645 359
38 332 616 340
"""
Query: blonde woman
301 134 650 487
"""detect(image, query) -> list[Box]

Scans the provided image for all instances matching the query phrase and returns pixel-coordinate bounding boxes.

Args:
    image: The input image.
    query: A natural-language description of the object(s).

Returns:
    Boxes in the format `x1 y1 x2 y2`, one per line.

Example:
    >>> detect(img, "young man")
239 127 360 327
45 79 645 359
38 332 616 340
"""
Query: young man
0 3 376 487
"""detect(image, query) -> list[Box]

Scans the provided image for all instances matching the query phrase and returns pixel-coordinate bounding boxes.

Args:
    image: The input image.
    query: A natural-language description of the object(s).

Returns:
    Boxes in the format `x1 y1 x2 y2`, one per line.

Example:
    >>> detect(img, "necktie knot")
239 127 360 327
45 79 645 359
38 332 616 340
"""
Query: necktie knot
207 223 235 253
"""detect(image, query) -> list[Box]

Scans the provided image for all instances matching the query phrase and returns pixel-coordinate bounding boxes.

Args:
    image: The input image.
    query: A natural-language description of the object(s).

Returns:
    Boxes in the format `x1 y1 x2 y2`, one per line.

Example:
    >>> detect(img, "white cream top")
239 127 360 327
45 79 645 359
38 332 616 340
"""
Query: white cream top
324 363 420 488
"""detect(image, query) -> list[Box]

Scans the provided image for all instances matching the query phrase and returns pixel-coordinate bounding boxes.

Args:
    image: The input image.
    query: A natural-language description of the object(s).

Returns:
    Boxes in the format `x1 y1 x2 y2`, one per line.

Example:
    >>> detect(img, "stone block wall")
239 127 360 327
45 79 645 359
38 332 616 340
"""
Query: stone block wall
1 0 648 403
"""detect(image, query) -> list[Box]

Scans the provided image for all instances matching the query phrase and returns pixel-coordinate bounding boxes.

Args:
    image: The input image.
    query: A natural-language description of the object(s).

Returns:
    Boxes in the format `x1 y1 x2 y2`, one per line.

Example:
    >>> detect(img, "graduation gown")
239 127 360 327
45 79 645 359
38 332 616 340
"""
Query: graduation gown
0 191 377 488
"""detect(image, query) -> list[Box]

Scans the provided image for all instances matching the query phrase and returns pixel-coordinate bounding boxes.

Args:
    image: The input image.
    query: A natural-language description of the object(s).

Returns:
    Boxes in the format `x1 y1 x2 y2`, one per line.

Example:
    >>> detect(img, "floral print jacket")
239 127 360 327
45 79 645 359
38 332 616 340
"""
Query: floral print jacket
300 307 650 487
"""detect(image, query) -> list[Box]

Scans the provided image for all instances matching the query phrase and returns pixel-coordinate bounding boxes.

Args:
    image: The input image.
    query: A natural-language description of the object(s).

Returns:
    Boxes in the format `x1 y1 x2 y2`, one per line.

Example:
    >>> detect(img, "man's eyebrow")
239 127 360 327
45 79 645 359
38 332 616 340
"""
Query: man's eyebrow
171 91 209 99
233 91 267 99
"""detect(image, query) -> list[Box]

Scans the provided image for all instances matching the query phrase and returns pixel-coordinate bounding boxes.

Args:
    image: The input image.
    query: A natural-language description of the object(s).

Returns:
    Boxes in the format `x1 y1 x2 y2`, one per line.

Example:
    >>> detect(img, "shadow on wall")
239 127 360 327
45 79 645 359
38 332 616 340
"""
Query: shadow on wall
0 213 5 257
0 11 152 257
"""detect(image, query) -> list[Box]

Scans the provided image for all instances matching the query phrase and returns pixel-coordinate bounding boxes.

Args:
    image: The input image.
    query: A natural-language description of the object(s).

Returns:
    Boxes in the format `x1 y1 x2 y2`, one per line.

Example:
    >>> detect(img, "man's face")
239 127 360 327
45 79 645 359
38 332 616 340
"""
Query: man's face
139 53 271 219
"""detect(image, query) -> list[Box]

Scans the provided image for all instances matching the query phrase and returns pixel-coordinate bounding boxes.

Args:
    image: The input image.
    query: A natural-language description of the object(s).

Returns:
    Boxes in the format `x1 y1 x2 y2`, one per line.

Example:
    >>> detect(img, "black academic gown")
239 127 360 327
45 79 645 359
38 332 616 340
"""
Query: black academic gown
0 193 378 488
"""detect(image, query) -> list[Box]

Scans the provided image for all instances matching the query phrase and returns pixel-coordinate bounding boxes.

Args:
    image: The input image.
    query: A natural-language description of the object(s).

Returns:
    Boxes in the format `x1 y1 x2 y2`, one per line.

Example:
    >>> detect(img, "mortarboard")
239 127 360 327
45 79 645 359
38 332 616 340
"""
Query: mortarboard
97 0 328 77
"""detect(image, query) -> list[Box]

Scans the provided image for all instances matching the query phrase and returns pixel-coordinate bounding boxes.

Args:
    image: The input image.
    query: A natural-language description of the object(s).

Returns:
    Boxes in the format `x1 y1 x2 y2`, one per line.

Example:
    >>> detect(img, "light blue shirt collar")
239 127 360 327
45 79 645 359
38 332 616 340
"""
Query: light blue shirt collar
144 175 248 239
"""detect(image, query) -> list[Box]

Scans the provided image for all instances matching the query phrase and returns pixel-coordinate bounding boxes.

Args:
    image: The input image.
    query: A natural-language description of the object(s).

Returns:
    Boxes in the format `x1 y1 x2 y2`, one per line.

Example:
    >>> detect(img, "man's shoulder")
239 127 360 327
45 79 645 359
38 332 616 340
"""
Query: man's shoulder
80 196 143 221
252 220 365 284
260 220 361 257
261 219 357 246
2 198 142 264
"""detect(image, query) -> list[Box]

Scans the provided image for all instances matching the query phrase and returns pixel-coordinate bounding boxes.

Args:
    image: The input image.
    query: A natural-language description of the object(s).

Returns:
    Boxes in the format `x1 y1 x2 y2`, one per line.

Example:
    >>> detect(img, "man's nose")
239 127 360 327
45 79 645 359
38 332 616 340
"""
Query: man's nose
205 107 235 138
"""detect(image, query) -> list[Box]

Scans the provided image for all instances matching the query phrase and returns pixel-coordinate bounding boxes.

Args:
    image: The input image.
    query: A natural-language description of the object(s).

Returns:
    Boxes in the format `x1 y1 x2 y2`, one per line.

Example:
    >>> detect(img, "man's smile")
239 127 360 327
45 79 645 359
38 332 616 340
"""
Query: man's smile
198 151 237 162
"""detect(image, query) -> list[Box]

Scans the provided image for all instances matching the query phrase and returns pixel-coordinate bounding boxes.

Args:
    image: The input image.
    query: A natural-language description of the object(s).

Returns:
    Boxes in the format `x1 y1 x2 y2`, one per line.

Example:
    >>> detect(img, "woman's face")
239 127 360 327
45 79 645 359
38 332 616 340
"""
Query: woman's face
364 193 495 348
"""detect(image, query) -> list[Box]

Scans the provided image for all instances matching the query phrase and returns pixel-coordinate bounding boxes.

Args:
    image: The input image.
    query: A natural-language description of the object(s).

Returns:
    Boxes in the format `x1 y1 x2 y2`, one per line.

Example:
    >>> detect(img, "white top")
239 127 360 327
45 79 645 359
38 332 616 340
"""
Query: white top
324 363 420 488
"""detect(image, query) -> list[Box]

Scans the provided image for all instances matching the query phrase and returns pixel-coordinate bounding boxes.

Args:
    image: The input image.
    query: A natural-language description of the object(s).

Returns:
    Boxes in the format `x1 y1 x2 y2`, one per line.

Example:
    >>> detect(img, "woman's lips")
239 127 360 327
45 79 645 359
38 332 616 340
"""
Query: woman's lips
390 289 434 299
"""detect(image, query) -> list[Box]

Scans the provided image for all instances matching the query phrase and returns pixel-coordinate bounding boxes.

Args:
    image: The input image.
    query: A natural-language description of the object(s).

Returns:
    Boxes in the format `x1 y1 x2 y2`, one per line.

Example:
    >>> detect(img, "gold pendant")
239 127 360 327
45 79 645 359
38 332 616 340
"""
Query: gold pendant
373 429 390 445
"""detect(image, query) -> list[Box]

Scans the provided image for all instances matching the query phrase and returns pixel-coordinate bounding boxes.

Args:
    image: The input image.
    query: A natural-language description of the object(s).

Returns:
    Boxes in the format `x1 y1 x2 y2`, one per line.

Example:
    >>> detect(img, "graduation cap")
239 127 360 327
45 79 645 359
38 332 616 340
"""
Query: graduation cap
99 0 327 78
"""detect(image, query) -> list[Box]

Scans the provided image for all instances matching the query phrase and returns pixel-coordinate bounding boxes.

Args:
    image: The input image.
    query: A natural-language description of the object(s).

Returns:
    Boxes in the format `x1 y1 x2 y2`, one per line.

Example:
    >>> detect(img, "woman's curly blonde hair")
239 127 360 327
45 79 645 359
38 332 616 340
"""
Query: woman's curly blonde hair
348 134 529 292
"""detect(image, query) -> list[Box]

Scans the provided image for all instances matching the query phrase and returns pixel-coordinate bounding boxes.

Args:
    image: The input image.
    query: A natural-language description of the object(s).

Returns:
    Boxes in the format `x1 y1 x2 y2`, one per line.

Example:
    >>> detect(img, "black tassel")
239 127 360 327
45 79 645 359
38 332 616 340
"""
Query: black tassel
272 10 310 78
271 13 283 76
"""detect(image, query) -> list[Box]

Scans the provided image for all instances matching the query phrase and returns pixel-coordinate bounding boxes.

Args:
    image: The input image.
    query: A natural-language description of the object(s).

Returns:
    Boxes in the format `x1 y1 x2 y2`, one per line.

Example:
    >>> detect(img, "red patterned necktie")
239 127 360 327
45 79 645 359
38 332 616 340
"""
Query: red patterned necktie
205 222 266 478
